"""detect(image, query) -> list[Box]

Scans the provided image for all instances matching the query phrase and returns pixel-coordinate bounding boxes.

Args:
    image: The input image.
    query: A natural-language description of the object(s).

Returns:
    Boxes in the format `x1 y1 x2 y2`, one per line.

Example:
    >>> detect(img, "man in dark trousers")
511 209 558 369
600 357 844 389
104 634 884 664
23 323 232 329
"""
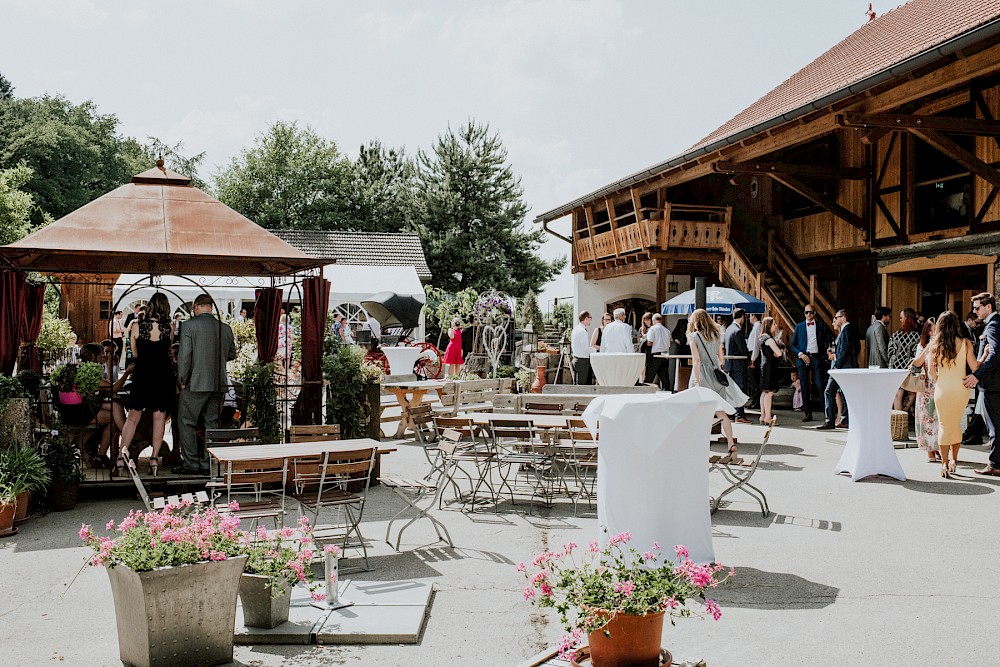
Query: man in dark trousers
174 294 236 475
965 292 1000 476
724 308 751 423
790 304 831 422
818 309 857 430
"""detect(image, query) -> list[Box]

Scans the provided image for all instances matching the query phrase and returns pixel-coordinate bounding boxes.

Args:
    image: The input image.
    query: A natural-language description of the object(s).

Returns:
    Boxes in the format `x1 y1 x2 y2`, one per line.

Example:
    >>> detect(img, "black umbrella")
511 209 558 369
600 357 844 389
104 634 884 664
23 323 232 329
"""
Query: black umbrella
361 291 426 330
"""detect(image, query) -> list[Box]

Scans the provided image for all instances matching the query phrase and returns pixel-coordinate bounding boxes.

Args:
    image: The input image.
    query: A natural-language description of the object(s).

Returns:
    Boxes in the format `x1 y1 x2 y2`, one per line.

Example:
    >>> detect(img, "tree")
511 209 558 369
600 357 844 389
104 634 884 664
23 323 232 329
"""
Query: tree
411 120 565 295
0 95 136 224
517 289 545 335
346 139 415 233
120 136 210 191
0 72 13 101
0 162 35 245
214 120 353 230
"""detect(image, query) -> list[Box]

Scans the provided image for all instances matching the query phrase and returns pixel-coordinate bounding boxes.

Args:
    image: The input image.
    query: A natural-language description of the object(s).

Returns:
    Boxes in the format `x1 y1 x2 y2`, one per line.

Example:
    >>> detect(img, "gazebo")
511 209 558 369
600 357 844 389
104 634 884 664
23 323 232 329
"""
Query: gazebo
0 161 330 425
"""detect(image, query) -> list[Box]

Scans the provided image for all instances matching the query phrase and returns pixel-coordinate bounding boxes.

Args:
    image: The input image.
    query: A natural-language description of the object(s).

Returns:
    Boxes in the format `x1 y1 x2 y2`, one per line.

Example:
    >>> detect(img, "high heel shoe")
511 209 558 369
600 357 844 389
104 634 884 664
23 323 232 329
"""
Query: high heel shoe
949 460 957 475
941 464 950 479
719 445 739 465
110 455 127 478
148 457 159 477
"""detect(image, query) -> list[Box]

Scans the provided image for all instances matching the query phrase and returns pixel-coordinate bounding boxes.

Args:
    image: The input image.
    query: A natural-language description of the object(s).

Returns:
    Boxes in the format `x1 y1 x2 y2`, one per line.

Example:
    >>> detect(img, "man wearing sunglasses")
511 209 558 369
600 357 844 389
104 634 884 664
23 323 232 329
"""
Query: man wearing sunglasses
964 293 1000 476
790 304 831 422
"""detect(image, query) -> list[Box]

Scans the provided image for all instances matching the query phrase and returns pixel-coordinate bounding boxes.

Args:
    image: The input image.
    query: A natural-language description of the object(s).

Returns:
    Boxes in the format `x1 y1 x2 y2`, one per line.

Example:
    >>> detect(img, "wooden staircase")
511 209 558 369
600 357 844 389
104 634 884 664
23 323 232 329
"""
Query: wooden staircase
719 231 836 334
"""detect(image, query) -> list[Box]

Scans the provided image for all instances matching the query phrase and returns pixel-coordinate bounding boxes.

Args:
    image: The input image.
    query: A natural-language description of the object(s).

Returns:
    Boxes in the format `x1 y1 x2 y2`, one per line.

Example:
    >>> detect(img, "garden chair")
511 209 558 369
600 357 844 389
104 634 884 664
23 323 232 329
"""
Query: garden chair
710 416 774 517
487 417 553 513
434 428 497 512
293 447 376 571
289 423 341 443
377 468 454 551
215 456 288 529
560 417 598 514
204 427 261 482
523 401 565 415
121 449 210 513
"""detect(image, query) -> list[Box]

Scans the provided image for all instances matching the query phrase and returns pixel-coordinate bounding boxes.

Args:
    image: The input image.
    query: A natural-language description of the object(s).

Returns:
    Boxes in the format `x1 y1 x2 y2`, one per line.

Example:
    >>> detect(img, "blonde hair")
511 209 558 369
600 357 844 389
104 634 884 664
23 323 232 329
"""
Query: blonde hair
687 308 719 342
760 317 775 338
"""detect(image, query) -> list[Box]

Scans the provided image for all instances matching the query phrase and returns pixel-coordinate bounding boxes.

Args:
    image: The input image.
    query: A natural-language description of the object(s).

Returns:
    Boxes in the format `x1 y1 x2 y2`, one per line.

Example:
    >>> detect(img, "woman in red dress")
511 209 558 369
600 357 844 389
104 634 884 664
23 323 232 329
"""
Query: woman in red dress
443 317 465 377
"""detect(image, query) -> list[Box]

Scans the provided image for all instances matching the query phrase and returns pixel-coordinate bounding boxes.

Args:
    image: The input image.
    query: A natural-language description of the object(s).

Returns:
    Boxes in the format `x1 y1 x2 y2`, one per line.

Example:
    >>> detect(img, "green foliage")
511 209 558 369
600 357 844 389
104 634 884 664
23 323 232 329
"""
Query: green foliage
411 120 565 294
36 312 74 354
517 290 545 335
0 94 136 224
0 374 28 401
228 317 259 384
15 370 41 396
514 367 534 393
322 341 368 440
73 362 102 398
0 71 12 101
214 120 353 230
549 302 574 334
0 162 35 244
242 519 328 598
347 139 415 232
40 427 84 483
496 365 516 379
0 443 51 495
424 285 479 336
120 136 209 190
243 362 281 444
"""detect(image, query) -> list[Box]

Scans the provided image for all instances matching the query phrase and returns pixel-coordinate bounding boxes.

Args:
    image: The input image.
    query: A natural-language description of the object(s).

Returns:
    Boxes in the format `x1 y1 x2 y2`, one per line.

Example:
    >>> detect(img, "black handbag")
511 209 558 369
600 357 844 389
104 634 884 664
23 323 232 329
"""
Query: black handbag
697 333 730 387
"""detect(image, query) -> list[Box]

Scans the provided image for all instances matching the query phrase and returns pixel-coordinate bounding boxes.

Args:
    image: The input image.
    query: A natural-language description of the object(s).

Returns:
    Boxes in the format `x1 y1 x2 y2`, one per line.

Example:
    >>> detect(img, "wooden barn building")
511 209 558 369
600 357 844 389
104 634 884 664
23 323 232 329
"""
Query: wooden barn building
537 0 1000 348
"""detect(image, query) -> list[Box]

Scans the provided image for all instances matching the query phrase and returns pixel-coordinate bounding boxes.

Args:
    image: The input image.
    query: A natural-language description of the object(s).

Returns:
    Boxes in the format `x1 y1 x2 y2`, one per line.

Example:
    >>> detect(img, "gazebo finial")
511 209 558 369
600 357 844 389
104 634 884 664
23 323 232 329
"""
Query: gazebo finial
156 154 165 169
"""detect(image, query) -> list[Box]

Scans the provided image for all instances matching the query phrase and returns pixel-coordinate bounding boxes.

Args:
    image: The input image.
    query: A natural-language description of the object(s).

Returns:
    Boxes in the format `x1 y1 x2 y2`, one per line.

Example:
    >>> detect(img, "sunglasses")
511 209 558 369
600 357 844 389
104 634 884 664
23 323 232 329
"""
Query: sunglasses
804 311 814 314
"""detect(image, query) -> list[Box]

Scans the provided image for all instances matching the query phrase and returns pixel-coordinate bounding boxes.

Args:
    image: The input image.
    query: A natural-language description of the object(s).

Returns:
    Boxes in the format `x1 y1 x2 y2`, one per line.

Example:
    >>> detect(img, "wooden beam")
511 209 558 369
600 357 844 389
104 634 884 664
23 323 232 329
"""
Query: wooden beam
655 259 667 308
582 258 659 281
630 188 643 221
840 112 1000 136
714 160 867 180
860 127 890 145
765 173 868 233
910 127 1000 188
604 197 621 257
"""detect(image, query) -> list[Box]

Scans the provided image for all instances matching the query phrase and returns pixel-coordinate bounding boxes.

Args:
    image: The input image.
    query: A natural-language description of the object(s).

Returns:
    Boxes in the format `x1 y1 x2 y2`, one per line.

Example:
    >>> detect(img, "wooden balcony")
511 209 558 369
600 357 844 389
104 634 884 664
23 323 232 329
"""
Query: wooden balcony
574 204 730 267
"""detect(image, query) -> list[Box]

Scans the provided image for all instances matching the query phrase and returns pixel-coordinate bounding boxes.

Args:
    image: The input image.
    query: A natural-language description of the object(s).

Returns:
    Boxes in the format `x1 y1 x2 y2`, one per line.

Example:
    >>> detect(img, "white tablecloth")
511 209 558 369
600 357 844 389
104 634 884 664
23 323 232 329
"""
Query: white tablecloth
381 347 423 375
831 369 908 481
582 387 734 564
590 352 645 387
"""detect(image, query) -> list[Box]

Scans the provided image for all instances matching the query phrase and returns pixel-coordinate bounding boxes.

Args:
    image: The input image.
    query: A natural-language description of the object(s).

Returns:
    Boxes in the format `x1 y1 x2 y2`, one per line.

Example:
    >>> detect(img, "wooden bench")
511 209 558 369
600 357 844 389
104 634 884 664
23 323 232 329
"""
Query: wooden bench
541 384 658 394
434 378 512 416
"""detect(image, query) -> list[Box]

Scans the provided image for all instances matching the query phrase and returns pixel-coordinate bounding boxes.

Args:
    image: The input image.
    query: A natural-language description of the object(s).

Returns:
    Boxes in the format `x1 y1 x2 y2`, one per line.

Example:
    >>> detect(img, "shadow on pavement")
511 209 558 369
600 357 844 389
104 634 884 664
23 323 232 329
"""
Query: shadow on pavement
712 510 842 532
893 478 994 495
712 566 839 610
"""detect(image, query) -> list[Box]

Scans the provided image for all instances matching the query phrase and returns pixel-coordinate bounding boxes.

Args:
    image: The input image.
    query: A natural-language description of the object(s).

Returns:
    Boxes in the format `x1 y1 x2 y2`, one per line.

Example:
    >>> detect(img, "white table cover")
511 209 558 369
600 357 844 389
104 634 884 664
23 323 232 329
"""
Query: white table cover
831 368 908 481
582 387 734 564
381 346 423 375
590 352 645 387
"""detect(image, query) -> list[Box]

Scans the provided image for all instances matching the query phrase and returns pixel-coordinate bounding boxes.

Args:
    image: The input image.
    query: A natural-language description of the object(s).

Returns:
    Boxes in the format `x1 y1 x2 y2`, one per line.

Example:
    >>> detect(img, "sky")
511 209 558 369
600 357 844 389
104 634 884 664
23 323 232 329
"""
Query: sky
1 0 903 310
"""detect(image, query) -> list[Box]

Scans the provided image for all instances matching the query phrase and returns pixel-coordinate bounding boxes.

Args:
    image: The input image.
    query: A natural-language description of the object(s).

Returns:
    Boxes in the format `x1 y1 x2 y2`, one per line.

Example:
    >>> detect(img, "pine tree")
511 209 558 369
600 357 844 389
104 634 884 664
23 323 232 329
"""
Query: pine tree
517 289 545 335
347 139 415 233
412 120 565 294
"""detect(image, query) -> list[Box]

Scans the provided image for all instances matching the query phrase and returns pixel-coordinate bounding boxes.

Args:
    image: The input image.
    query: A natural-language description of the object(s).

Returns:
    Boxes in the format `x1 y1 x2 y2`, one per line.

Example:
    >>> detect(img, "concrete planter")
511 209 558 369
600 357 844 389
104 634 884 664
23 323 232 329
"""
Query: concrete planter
0 397 31 449
106 556 247 667
238 574 292 628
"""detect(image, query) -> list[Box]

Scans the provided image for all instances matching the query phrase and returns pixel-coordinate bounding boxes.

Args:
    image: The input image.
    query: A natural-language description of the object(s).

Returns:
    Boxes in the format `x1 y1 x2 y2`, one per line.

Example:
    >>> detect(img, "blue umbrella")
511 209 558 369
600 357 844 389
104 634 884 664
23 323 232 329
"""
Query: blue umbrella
661 286 766 316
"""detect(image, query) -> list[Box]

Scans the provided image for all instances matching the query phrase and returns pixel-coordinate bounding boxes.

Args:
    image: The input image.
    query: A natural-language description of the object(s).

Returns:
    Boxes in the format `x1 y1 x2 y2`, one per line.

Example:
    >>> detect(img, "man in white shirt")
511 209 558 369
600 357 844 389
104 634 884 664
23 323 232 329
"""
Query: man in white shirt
644 314 671 389
601 308 635 353
571 311 596 384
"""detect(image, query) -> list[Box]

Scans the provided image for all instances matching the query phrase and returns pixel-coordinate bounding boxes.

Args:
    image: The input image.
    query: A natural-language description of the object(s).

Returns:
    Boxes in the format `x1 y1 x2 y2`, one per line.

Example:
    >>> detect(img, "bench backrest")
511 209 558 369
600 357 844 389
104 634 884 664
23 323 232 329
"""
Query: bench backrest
541 384 658 395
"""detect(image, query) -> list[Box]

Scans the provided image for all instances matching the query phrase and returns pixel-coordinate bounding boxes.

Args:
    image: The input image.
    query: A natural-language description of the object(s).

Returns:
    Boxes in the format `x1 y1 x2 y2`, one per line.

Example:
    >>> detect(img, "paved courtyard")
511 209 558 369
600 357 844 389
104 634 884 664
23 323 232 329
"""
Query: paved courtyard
2 409 998 666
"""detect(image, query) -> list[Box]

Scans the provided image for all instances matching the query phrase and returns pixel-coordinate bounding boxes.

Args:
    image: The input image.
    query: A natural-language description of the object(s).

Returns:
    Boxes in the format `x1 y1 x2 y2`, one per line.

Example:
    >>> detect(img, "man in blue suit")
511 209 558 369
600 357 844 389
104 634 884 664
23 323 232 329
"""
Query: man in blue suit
965 292 1000 476
724 308 751 423
817 309 857 430
790 304 831 422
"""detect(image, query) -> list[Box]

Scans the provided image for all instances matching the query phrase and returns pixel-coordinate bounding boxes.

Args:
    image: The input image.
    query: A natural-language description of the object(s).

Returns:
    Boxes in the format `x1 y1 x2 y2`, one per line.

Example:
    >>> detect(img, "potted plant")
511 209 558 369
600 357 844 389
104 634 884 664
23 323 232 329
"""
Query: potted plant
0 483 17 537
80 504 249 667
518 532 733 666
35 313 74 370
0 442 51 525
40 428 84 511
237 516 331 628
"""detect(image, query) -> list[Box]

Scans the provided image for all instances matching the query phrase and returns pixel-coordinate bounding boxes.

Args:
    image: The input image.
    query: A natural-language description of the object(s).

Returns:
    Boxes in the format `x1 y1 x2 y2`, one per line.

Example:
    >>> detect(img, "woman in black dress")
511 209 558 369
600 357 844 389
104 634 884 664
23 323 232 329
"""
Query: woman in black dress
116 292 175 476
758 316 784 425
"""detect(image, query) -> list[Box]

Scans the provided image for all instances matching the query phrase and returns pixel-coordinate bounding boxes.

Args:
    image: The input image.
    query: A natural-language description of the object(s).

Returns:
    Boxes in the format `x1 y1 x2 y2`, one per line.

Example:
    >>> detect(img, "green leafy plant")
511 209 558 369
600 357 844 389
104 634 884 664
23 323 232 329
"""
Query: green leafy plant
0 374 28 402
518 532 732 660
243 362 281 444
323 340 368 439
242 516 339 600
0 443 52 495
496 365 516 379
40 427 84 483
514 367 534 393
15 370 42 396
35 312 74 356
73 362 102 397
424 285 479 339
0 482 15 505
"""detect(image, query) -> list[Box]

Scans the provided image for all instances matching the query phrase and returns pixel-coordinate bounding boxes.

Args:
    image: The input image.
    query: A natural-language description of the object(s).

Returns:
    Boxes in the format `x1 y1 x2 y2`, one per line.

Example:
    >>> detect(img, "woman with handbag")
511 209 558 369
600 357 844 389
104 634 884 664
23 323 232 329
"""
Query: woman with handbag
910 318 939 462
890 308 921 412
688 308 748 461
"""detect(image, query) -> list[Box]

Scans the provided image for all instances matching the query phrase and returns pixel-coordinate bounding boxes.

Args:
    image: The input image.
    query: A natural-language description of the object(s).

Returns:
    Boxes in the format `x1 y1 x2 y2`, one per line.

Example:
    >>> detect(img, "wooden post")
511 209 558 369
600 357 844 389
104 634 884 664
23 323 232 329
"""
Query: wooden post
656 260 667 309
767 230 775 270
809 275 816 304
605 197 621 258
661 203 672 250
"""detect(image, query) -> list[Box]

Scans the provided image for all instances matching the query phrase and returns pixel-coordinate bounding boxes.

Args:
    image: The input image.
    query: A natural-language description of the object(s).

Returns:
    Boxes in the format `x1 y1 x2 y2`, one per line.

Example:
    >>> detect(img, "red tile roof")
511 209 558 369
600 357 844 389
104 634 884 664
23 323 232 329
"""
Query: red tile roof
690 0 1000 151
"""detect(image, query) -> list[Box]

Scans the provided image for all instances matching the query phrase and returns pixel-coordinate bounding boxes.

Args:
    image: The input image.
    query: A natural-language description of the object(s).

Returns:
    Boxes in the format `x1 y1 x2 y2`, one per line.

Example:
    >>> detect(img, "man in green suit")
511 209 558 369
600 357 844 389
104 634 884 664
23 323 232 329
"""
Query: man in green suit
174 293 237 474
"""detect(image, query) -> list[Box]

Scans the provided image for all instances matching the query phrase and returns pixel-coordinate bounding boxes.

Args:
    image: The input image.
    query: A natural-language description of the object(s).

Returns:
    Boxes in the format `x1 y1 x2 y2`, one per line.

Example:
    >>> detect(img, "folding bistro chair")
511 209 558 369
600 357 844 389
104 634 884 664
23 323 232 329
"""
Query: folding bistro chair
710 416 774 517
561 417 598 514
487 417 553 513
119 448 211 513
216 456 288 529
523 402 565 416
289 424 341 443
294 447 377 571
205 427 261 481
434 428 498 511
378 471 454 551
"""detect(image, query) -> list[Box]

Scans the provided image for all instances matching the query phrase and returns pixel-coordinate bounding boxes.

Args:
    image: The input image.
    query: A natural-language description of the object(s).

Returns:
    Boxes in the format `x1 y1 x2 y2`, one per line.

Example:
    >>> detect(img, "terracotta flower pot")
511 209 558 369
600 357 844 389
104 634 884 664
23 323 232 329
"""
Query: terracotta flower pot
530 364 547 393
0 500 16 537
585 610 666 667
13 491 29 525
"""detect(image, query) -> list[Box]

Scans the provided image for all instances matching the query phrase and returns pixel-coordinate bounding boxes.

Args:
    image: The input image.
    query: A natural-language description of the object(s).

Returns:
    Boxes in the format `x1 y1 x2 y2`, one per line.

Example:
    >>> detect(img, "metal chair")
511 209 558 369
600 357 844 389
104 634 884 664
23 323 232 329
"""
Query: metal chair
561 417 598 514
710 416 774 517
205 427 261 481
294 447 377 571
378 470 454 551
523 401 565 415
289 424 341 442
434 428 497 511
216 456 288 529
487 418 553 513
121 448 211 513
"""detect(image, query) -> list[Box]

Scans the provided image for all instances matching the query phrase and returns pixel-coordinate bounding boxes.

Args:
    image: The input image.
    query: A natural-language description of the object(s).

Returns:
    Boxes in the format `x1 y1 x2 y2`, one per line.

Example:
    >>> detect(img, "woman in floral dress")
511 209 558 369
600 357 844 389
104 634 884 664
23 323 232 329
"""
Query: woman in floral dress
912 318 939 461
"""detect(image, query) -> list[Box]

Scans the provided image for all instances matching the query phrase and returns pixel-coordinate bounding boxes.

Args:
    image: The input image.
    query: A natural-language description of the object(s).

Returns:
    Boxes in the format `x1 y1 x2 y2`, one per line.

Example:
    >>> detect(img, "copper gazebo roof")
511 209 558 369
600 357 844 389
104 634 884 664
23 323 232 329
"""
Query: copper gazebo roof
0 162 324 276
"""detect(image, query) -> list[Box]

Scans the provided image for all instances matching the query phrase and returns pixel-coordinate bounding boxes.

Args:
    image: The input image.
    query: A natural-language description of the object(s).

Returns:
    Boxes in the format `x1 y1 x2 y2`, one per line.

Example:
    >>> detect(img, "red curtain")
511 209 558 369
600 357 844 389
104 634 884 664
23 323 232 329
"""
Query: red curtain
292 276 330 425
0 271 27 375
254 287 284 363
17 283 45 372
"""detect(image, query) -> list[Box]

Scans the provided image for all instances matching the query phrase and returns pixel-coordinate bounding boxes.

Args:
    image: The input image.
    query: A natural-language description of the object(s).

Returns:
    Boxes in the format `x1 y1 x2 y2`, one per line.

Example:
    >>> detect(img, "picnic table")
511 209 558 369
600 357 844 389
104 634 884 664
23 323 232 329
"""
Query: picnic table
382 379 447 437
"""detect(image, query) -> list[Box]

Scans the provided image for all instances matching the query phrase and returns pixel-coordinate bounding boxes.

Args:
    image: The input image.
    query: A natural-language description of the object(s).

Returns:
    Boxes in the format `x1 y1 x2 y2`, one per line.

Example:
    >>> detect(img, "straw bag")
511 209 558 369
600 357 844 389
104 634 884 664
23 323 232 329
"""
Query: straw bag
900 365 926 393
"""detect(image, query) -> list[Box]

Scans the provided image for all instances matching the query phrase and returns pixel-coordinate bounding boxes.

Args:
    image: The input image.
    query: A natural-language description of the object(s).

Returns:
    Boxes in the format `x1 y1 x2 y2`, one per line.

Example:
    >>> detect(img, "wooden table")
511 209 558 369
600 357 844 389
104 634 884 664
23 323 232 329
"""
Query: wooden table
383 380 447 437
208 438 396 463
463 412 570 429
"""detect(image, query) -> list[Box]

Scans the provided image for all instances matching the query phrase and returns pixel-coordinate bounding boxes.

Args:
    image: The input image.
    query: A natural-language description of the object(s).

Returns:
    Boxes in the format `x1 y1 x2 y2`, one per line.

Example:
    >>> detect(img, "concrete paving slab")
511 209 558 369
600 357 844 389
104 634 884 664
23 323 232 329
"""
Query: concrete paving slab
315 601 429 644
346 579 433 606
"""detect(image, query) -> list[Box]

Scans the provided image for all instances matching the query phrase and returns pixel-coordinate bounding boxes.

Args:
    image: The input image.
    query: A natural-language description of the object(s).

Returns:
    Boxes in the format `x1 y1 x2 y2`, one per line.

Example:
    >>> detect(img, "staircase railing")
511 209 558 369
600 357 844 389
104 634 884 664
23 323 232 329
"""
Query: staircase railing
766 230 836 325
721 241 796 336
